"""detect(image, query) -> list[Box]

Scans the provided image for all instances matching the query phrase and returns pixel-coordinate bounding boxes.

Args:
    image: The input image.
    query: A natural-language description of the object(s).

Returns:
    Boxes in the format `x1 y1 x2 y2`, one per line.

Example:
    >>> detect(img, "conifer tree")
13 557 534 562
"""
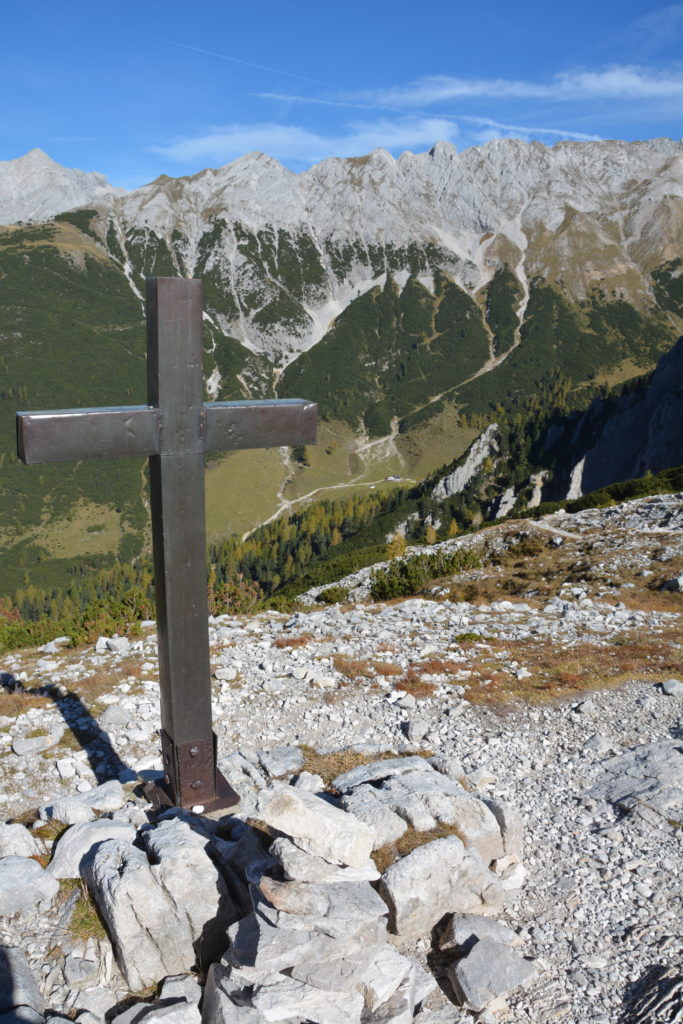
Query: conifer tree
385 532 407 560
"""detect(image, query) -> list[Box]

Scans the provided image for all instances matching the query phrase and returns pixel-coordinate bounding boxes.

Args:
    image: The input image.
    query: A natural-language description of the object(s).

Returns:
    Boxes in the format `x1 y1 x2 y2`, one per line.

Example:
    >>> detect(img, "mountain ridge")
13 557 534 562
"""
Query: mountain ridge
1 139 680 354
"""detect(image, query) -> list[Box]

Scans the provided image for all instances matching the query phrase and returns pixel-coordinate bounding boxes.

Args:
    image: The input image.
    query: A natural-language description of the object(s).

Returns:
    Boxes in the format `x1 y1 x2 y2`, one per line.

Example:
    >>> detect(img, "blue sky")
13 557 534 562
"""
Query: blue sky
2 0 681 188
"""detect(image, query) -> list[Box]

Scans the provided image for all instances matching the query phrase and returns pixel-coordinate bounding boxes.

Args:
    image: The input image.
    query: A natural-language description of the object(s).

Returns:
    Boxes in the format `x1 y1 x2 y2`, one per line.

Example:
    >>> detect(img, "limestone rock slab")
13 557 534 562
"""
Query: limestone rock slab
201 962 270 1023
0 945 44 1014
439 912 517 952
585 740 683 823
269 838 379 883
257 747 304 778
331 756 435 794
12 726 64 756
340 787 408 849
41 779 126 823
257 787 374 868
251 974 364 1024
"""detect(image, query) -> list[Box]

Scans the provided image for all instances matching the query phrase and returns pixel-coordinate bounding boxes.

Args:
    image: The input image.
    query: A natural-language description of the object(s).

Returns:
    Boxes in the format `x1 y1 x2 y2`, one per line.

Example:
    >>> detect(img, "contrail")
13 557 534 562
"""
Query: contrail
160 39 336 89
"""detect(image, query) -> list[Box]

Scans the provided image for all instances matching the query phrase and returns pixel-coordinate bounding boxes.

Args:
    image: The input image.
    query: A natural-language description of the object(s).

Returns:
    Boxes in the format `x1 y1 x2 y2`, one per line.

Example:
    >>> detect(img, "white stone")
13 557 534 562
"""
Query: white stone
270 838 379 883
0 824 47 860
12 727 64 756
252 975 364 1024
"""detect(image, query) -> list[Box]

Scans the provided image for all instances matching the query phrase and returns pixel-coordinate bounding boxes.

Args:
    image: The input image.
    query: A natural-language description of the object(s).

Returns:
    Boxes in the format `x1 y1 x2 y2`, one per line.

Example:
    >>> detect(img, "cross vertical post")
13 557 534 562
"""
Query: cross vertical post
16 277 317 811
146 278 220 808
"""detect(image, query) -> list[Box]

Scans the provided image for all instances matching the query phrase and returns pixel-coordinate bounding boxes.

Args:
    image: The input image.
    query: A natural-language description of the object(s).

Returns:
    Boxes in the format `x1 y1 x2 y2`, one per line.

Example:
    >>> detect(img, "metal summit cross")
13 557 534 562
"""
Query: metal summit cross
17 277 317 811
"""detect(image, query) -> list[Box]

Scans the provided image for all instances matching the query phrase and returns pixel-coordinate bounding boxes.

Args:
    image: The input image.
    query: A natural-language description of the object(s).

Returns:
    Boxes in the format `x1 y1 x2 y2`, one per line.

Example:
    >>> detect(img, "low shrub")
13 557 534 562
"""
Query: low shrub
369 547 481 601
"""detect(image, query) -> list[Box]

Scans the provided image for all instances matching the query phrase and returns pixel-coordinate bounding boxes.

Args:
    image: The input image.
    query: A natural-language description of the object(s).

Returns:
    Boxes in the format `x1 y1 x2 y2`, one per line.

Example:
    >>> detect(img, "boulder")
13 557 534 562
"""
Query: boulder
12 727 64 756
48 819 136 879
379 837 504 938
84 821 237 990
201 962 273 1023
0 824 47 860
356 945 434 1012
439 913 518 953
585 740 683 825
0 1008 44 1023
340 787 408 849
483 799 524 858
135 1004 202 1022
40 779 126 823
0 856 59 916
159 974 202 1005
331 756 435 794
381 774 505 864
251 974 364 1024
106 636 131 654
448 938 537 1012
99 704 131 728
268 838 378 883
257 747 304 779
42 798 95 825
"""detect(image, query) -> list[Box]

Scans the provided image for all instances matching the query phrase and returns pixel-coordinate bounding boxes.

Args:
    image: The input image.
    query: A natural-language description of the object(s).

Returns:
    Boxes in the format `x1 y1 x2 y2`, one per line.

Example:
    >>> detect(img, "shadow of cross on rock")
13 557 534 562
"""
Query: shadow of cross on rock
48 686 130 785
1 672 130 786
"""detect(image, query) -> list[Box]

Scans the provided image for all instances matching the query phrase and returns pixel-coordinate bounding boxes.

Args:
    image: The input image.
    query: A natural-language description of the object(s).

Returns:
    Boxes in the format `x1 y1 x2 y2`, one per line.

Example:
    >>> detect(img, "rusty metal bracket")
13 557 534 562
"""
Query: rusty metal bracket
142 730 239 813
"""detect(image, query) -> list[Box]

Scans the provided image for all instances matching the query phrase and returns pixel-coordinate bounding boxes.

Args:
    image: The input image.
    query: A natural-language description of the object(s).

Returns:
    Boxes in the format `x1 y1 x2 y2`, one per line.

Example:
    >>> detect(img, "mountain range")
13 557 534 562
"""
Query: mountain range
0 138 681 598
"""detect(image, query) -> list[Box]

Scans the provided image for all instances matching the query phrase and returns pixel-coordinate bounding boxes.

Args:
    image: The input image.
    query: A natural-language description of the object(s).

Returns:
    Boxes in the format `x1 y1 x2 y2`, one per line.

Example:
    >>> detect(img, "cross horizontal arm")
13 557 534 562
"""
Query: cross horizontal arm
17 399 317 465
203 399 317 452
17 407 160 465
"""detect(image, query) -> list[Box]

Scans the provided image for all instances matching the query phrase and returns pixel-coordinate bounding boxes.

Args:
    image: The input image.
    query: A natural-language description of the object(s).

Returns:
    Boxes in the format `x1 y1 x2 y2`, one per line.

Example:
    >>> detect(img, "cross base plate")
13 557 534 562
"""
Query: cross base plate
142 769 240 815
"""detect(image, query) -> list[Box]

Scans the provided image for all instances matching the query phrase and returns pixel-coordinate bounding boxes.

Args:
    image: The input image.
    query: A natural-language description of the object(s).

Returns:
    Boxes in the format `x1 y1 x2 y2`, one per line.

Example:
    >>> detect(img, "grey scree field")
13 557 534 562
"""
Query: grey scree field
16 276 317 810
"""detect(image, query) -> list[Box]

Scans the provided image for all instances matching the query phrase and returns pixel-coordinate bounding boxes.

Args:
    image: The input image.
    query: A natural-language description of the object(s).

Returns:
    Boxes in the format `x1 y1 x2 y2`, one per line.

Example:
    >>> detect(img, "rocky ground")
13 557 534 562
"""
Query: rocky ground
0 494 681 1023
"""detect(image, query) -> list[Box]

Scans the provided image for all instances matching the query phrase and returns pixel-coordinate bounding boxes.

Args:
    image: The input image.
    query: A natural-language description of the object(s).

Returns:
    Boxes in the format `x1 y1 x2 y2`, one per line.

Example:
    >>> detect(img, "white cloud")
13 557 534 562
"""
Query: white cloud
358 65 683 107
631 5 683 54
153 116 460 166
459 116 601 142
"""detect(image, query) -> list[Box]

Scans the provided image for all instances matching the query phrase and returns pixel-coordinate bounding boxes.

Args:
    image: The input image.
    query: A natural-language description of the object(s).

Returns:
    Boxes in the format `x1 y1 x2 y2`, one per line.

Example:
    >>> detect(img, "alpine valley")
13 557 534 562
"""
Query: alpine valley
0 138 681 604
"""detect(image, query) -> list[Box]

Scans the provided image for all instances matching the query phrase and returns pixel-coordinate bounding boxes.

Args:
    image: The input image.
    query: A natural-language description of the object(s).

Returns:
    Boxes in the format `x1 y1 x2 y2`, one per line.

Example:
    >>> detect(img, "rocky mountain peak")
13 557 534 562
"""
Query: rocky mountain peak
0 147 120 225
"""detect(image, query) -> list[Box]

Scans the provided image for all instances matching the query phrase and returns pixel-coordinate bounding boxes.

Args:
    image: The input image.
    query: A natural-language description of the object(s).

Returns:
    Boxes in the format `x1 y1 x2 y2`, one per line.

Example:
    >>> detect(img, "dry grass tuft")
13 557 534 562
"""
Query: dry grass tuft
419 658 467 675
74 668 127 700
372 822 464 874
0 691 46 717
298 746 397 790
332 655 405 681
463 626 682 707
273 634 311 649
54 877 108 944
33 819 70 842
370 661 403 677
393 669 438 700
332 655 374 679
